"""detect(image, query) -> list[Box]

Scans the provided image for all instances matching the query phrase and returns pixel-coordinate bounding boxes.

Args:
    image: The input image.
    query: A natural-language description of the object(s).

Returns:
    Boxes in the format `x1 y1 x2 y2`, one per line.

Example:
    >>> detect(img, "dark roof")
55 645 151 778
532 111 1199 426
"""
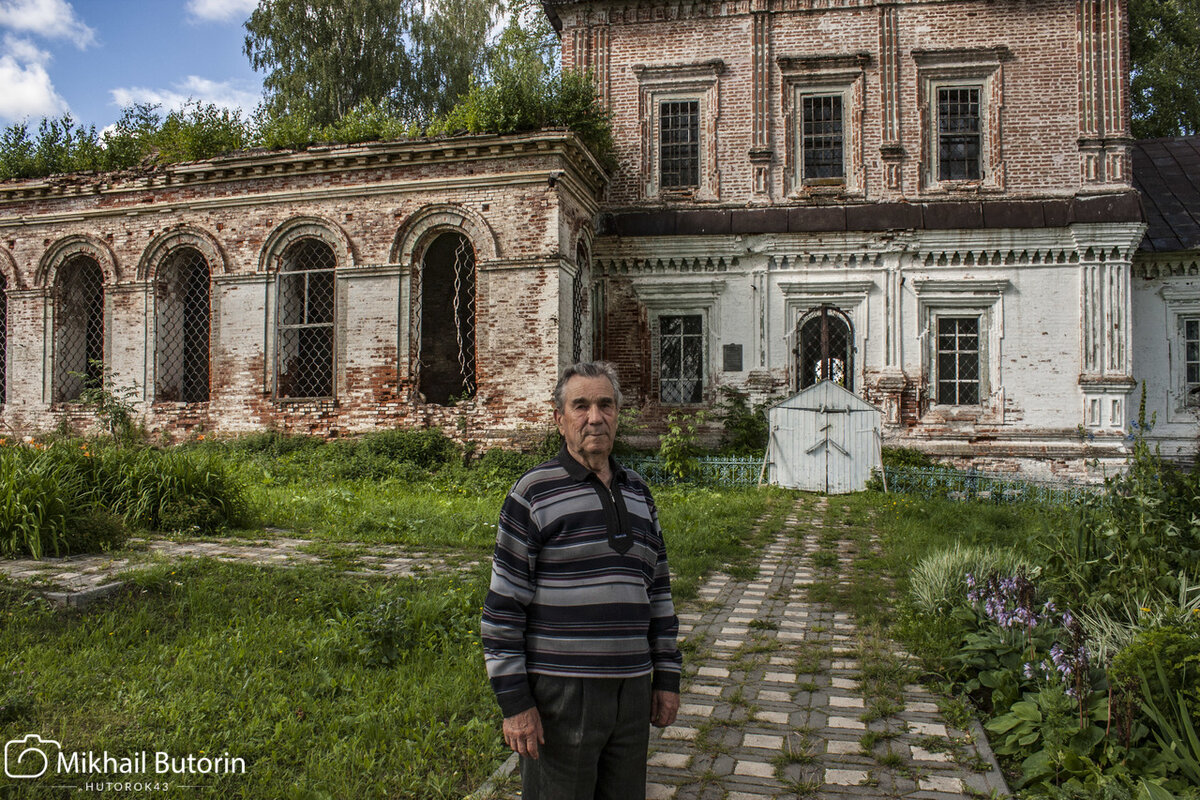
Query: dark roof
1133 136 1200 253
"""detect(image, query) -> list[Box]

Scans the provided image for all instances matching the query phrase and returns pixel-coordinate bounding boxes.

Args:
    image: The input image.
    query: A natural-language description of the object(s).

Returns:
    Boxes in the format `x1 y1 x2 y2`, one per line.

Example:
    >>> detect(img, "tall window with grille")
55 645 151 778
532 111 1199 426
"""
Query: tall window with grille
937 86 982 181
0 274 6 404
801 95 844 182
155 248 210 403
936 316 982 404
276 239 335 399
1185 317 1200 407
417 232 476 405
53 255 105 402
572 243 589 363
659 100 700 189
659 314 703 404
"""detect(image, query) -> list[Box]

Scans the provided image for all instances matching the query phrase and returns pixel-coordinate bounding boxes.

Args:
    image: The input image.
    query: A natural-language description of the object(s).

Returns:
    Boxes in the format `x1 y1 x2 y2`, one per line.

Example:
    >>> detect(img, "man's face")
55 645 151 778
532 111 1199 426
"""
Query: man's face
554 374 619 461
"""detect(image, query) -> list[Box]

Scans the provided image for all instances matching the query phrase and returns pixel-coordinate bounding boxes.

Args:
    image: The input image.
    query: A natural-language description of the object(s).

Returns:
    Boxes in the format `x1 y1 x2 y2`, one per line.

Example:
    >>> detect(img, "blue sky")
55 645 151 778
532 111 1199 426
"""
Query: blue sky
1 0 264 129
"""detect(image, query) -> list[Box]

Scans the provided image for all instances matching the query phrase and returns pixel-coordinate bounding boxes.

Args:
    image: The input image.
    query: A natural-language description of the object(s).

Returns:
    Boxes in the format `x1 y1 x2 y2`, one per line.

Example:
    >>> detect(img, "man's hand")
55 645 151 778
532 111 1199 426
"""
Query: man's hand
650 689 679 728
502 706 544 759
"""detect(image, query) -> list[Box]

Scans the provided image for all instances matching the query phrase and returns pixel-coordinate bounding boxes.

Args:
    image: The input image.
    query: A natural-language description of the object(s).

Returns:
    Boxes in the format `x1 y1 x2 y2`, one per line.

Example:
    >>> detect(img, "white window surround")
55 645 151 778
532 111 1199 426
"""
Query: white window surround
633 60 724 201
632 278 724 405
912 277 1010 421
1160 282 1200 419
777 279 872 391
778 53 868 198
914 46 1010 194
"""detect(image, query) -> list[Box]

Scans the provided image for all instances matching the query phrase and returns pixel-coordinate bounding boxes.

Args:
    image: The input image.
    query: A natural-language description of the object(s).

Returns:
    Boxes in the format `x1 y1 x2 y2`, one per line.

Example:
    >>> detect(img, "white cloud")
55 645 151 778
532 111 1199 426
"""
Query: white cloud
0 34 68 121
0 0 95 48
185 0 257 23
110 75 261 117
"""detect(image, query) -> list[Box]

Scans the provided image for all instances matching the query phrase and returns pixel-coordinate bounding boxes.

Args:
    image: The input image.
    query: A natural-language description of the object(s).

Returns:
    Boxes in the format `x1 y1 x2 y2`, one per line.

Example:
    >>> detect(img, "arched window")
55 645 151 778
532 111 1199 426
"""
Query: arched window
276 239 335 399
572 242 590 364
53 256 105 402
155 248 211 403
0 274 7 404
417 232 475 405
797 305 853 391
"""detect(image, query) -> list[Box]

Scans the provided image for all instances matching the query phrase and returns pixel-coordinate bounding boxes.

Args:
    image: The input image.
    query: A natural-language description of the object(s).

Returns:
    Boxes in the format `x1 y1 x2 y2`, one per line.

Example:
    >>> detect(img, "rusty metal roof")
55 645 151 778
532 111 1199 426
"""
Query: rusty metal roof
1134 136 1200 253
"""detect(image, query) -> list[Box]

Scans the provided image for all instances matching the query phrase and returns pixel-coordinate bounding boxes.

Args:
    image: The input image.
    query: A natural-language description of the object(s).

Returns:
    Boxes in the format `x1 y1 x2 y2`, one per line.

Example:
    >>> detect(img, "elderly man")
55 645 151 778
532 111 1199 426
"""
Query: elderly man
481 361 682 799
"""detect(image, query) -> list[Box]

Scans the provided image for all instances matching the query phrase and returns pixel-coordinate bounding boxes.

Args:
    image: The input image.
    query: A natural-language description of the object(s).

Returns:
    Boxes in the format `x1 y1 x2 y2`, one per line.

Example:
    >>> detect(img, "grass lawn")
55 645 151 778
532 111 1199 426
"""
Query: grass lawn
1 481 794 799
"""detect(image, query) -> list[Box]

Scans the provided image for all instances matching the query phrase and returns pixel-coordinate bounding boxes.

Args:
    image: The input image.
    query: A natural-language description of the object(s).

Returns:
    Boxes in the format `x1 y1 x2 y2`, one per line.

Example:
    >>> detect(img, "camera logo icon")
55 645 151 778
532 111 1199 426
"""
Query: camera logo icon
5 734 60 779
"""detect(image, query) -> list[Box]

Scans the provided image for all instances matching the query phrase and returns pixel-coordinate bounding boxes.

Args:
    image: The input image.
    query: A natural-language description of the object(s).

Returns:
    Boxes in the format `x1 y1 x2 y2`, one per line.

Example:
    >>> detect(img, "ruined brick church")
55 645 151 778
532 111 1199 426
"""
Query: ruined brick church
0 0 1197 475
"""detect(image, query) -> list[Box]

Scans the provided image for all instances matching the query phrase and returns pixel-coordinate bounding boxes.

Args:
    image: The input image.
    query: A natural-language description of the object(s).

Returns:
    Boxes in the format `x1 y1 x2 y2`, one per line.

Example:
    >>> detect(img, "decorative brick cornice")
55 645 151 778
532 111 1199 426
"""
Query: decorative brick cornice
0 130 609 206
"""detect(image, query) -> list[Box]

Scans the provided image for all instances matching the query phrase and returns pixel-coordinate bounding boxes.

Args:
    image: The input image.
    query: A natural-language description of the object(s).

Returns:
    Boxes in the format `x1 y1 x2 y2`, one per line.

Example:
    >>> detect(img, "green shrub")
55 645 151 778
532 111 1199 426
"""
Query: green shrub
715 387 771 455
881 446 938 469
1111 623 1200 741
358 428 459 469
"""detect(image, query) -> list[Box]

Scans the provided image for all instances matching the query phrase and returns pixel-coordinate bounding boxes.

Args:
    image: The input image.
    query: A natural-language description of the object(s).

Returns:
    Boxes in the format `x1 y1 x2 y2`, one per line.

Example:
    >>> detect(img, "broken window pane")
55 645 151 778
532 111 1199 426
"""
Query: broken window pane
155 248 210 403
660 313 703 403
418 232 476 405
936 316 982 405
53 255 105 403
276 239 335 399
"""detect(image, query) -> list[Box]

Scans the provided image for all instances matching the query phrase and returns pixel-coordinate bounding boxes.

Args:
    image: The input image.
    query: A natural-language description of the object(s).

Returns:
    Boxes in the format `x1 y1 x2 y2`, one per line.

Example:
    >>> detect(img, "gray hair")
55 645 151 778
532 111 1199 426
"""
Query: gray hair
553 361 623 411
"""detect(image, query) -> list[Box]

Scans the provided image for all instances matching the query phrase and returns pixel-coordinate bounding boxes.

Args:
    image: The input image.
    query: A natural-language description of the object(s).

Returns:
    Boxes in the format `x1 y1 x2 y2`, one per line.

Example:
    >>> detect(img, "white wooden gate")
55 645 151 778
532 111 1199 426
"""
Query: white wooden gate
766 381 882 493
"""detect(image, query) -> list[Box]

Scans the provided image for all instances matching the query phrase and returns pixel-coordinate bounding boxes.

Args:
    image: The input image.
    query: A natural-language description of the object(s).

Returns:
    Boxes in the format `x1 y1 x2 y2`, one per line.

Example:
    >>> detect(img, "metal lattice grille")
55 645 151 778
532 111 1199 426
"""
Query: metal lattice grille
938 86 982 181
572 244 589 363
276 239 335 399
798 307 852 390
1185 318 1199 404
659 314 703 404
417 232 476 405
936 316 981 405
591 281 606 361
53 256 105 402
802 95 844 180
155 248 210 403
660 100 700 188
0 274 6 404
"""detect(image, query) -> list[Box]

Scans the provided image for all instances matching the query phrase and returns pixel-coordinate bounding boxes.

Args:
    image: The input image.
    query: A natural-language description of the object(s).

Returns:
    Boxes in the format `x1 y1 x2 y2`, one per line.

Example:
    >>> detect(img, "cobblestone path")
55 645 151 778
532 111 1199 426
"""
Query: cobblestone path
641 496 1008 799
484 495 1008 799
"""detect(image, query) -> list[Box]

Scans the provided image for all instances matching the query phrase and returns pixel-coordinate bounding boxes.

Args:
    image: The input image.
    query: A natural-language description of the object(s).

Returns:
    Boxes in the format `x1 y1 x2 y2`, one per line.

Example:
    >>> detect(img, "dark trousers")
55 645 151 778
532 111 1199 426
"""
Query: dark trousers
520 674 652 800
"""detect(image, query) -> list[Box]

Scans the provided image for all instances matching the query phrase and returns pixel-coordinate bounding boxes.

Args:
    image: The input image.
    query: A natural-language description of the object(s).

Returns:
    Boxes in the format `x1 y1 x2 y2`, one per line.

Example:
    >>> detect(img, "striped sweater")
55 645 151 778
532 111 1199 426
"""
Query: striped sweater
481 448 682 717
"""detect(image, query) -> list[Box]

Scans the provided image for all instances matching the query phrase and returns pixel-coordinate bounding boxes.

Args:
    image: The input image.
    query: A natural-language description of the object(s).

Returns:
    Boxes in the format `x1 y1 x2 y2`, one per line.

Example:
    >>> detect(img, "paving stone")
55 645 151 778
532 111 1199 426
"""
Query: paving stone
757 689 791 702
831 660 858 670
831 677 856 689
697 666 730 678
826 739 863 755
768 656 791 665
828 695 864 708
907 701 939 713
742 733 784 749
690 684 722 696
908 721 949 737
721 626 749 635
646 783 677 799
825 768 869 785
680 703 714 717
911 745 953 762
828 716 866 730
649 751 691 768
753 710 789 724
763 672 796 683
727 793 773 800
733 760 775 778
662 726 698 741
919 775 964 793
715 639 742 648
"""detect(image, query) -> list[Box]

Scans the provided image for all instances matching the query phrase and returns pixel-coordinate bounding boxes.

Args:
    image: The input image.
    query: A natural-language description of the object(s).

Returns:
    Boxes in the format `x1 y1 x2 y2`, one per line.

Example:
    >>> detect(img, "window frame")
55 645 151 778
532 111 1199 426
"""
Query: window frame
1184 316 1200 407
153 247 212 404
273 238 337 402
1159 284 1200 418
932 313 985 406
655 311 706 406
914 46 1009 193
634 60 724 200
778 54 867 198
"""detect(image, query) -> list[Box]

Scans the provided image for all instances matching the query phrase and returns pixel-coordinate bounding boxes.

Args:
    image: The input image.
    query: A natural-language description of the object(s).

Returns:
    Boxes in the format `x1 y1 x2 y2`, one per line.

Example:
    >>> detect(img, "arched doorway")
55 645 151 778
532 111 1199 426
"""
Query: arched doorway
417 232 476 405
796 305 853 391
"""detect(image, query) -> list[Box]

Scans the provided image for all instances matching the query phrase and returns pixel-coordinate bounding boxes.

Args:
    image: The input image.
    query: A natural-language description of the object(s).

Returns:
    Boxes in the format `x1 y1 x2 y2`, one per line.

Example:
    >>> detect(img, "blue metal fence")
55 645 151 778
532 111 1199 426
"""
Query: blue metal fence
624 455 764 487
879 465 1099 505
624 454 1099 504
